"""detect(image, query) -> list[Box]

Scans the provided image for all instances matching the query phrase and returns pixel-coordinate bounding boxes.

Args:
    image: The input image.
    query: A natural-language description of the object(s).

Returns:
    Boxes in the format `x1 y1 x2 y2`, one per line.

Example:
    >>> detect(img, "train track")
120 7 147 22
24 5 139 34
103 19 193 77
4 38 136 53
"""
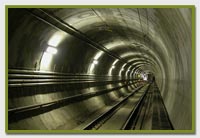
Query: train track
82 84 150 130
80 81 173 130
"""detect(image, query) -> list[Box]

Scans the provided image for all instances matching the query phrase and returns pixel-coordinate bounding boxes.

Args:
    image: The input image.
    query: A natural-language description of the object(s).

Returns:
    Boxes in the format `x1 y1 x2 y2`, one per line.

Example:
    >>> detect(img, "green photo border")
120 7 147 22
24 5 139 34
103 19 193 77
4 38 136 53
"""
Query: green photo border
5 5 196 134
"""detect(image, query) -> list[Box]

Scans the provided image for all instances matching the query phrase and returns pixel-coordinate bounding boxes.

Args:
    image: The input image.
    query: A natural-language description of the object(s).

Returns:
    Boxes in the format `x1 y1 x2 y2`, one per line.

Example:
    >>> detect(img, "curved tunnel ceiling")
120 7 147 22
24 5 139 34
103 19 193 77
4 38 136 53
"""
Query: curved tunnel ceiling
30 8 166 78
8 7 192 130
39 8 169 88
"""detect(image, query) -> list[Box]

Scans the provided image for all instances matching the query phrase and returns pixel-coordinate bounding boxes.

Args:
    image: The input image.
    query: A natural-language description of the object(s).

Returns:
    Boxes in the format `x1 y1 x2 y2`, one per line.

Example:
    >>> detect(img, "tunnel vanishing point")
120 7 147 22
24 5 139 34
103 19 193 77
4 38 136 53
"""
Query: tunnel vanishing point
7 6 194 131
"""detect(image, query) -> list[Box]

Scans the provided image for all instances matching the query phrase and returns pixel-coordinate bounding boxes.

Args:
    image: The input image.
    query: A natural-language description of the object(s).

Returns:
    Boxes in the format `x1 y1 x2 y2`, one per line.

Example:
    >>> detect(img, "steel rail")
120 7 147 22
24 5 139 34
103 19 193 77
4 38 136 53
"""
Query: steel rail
121 83 151 130
82 85 145 130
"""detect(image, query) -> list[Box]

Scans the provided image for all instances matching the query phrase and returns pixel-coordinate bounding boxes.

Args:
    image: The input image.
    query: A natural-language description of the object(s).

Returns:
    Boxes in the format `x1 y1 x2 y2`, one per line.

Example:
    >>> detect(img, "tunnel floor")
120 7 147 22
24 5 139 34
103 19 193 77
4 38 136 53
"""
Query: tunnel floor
8 69 173 130
74 82 173 130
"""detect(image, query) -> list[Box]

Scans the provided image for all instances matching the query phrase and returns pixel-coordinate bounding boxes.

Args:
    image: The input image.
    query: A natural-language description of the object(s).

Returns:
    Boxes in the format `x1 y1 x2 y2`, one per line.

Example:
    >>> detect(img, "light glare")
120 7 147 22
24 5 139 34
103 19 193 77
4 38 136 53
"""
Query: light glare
40 52 53 70
48 32 65 47
46 47 57 54
93 60 98 65
143 77 147 80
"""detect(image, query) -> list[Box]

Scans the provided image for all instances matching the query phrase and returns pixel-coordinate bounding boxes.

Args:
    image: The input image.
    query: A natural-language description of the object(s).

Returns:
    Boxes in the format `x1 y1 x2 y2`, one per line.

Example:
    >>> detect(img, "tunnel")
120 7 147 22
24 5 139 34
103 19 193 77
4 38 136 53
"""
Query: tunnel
7 7 193 131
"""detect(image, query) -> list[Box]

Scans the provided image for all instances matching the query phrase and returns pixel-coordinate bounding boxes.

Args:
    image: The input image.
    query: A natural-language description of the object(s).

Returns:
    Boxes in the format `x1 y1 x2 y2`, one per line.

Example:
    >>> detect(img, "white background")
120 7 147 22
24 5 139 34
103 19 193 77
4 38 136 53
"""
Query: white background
0 0 199 138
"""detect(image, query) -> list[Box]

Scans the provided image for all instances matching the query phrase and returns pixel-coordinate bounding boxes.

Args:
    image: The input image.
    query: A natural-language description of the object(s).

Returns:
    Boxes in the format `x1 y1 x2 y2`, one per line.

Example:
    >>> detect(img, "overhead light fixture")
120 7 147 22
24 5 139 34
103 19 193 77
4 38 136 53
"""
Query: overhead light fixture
112 65 115 69
46 47 57 54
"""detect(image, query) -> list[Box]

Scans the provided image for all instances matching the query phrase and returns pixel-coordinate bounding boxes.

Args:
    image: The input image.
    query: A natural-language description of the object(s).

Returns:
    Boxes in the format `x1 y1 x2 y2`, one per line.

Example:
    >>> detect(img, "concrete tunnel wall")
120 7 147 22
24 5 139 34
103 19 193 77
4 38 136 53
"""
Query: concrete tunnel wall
8 8 192 130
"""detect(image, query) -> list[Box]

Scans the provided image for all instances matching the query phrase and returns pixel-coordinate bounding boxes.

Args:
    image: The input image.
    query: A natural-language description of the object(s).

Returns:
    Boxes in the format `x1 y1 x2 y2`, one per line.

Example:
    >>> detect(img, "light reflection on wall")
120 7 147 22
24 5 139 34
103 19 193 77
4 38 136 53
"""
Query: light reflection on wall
40 52 53 70
134 69 139 78
48 31 66 47
40 31 66 71
88 51 103 74
130 68 134 79
125 66 132 79
127 58 143 63
119 63 127 76
108 59 119 76
120 52 137 58
104 41 124 50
